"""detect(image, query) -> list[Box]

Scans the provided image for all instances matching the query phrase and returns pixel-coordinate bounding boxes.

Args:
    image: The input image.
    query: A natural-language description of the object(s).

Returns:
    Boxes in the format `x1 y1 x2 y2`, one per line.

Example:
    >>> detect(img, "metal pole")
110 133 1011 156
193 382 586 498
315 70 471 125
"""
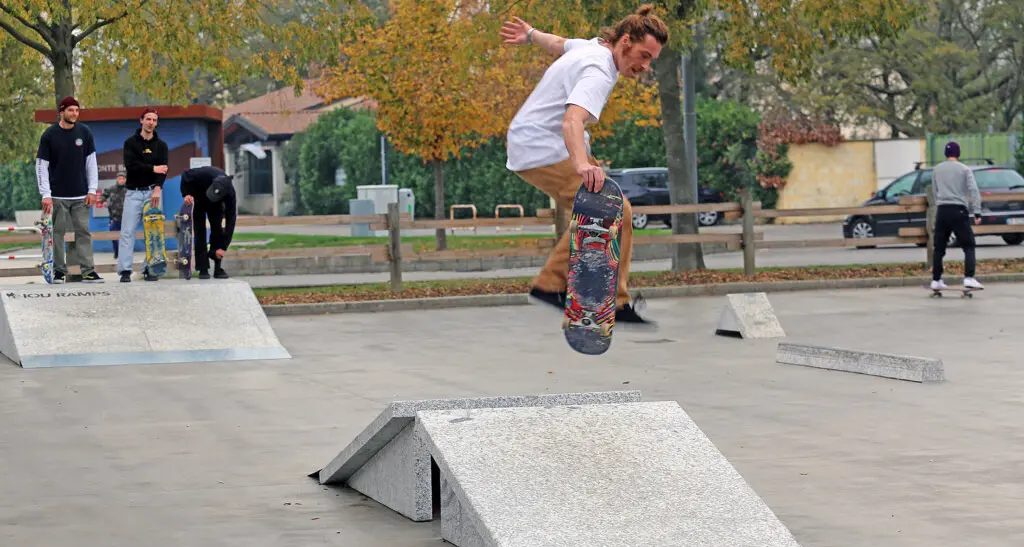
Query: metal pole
682 53 698 209
380 134 388 185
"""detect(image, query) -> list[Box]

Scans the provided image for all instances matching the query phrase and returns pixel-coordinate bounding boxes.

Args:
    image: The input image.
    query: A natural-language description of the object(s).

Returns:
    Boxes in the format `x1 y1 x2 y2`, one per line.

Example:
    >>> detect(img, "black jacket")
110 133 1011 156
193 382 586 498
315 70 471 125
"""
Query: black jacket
122 129 169 190
180 166 238 252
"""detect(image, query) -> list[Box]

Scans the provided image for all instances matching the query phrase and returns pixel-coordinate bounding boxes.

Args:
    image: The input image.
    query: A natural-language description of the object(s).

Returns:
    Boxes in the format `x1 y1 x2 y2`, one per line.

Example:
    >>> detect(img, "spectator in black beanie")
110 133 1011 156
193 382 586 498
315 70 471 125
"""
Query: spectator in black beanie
35 96 103 283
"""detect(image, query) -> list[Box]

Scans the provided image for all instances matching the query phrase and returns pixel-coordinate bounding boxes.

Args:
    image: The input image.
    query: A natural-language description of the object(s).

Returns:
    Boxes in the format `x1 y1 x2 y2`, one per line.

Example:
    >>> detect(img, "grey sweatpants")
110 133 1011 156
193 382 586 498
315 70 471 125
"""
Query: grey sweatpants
53 198 95 276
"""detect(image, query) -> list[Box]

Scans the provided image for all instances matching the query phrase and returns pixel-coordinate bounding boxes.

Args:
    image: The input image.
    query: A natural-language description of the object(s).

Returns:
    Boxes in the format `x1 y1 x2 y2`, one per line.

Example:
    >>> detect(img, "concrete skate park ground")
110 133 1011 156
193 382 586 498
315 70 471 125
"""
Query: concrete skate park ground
2 283 1023 546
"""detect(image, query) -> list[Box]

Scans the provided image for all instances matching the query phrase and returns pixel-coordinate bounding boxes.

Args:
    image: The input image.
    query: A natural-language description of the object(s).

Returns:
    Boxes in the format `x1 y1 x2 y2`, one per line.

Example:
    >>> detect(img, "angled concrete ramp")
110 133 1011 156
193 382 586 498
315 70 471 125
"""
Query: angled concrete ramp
311 391 641 521
418 402 803 547
0 280 290 368
715 292 786 339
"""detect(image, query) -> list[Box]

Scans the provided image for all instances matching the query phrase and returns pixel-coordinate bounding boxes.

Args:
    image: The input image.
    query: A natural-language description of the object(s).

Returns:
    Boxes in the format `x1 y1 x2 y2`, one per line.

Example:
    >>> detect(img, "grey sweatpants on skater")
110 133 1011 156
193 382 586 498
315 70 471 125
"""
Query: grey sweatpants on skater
52 198 95 276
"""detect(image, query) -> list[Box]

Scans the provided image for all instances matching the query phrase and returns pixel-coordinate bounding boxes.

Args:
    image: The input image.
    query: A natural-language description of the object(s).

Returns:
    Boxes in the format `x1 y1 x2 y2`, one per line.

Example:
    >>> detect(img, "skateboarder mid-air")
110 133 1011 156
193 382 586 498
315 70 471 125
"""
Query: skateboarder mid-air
930 141 985 292
180 166 237 279
500 5 667 327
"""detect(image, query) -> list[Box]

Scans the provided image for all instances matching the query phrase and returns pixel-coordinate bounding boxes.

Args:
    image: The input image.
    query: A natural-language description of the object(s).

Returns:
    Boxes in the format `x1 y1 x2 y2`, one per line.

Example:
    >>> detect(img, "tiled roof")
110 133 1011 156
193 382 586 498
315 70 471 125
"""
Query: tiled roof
224 80 375 138
223 79 325 118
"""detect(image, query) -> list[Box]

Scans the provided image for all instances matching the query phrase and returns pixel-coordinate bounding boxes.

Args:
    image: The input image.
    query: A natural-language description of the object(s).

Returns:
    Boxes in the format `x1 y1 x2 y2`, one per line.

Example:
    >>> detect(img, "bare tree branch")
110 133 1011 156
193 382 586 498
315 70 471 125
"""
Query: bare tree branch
0 1 48 36
0 6 52 56
74 0 152 45
860 81 909 97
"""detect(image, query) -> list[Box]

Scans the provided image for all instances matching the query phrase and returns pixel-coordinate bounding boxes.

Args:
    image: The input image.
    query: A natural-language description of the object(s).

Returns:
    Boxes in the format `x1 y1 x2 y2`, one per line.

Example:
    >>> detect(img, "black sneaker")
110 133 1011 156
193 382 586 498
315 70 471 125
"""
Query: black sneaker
198 270 211 280
615 299 657 330
142 269 158 282
214 268 229 279
53 271 66 284
120 272 131 283
81 271 104 283
527 287 565 312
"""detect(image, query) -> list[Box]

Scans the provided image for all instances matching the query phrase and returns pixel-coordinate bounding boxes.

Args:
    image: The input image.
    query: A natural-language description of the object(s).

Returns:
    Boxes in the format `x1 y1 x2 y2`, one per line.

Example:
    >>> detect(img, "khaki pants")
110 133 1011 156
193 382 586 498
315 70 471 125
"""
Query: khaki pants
53 198 95 276
515 158 634 308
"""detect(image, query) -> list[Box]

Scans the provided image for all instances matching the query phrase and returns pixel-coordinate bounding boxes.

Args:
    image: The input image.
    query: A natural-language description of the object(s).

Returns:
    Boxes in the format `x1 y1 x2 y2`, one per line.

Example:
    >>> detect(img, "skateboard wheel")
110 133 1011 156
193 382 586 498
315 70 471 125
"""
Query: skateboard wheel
182 214 189 221
561 316 570 330
569 219 577 232
609 225 618 240
600 323 611 337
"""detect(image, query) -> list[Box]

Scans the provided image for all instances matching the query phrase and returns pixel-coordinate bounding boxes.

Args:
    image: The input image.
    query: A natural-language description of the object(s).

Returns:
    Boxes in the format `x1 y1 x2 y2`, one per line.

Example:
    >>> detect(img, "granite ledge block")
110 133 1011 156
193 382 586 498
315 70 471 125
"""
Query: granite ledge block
776 342 945 383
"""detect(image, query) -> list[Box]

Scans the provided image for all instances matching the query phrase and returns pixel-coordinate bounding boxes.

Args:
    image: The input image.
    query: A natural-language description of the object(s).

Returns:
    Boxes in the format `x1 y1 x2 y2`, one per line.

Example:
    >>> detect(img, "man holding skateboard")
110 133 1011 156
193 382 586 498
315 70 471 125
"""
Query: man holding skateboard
500 5 667 326
35 96 103 283
930 141 985 292
118 107 169 282
180 165 237 279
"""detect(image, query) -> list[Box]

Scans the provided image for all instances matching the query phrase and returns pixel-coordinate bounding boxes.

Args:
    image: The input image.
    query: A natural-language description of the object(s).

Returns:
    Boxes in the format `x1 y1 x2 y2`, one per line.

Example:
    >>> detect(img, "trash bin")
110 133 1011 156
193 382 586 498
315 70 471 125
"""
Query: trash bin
398 188 415 220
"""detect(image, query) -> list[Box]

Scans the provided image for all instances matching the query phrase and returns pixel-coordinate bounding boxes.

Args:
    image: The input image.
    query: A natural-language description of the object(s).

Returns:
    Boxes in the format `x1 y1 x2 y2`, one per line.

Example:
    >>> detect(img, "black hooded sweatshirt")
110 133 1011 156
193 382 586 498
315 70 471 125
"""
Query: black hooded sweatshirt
122 128 169 190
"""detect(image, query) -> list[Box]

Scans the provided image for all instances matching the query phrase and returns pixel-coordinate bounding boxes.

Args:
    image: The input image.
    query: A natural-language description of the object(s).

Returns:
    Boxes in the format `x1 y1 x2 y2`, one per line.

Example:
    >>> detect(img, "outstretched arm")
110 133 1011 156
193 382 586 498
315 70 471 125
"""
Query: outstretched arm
500 16 566 57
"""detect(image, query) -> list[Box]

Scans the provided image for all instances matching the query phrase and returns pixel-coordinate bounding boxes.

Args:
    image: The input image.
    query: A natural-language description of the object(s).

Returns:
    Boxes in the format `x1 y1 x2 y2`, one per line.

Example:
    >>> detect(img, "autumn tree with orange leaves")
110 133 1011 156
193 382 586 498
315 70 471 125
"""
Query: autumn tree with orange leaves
320 0 526 249
318 0 663 250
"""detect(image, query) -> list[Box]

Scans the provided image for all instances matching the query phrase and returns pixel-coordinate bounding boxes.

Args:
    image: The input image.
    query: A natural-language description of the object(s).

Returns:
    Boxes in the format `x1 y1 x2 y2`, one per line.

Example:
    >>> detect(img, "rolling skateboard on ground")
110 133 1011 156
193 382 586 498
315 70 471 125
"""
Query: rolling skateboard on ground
562 179 625 355
36 213 54 284
142 204 168 279
175 200 194 280
926 284 983 299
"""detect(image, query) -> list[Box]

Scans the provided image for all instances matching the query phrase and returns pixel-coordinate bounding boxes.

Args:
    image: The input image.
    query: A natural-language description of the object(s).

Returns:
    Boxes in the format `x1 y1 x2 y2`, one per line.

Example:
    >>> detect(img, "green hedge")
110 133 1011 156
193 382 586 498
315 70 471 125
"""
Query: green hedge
0 157 40 221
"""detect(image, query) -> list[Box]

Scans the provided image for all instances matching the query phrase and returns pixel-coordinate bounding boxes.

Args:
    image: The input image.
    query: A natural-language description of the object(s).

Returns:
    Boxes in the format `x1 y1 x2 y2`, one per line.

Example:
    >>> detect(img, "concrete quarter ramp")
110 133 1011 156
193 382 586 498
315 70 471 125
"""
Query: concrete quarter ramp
417 401 803 547
0 280 290 368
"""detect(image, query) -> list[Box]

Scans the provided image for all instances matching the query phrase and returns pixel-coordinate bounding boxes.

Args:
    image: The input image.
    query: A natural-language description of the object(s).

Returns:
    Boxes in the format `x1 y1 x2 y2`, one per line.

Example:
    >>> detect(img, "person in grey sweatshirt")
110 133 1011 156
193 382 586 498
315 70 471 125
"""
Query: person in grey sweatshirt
931 141 984 291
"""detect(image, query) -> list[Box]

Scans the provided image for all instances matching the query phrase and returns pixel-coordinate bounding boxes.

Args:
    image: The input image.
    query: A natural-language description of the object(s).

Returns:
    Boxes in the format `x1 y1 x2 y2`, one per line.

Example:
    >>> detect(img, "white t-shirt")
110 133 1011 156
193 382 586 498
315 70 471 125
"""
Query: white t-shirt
506 38 619 172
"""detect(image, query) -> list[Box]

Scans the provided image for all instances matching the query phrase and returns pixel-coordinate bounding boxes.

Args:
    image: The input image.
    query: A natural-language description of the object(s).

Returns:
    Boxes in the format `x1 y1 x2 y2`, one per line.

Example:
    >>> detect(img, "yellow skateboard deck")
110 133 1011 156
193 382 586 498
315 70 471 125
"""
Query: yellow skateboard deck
143 204 168 277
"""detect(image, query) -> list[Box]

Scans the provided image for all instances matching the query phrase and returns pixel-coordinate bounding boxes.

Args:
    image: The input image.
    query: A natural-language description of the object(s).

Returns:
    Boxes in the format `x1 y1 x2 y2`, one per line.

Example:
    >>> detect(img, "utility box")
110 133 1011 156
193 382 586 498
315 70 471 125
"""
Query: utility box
398 188 415 220
357 185 399 214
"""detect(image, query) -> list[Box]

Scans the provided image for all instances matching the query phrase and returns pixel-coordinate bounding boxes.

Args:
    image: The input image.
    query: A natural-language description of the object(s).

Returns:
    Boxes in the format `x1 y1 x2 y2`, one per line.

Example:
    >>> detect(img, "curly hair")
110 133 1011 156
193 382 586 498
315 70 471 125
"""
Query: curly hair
598 4 669 47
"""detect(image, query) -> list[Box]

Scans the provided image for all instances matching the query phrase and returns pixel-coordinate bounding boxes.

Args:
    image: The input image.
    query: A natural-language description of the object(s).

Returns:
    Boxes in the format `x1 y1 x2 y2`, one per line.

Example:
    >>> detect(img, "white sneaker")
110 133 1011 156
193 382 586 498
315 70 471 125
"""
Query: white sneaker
964 277 984 289
930 279 948 290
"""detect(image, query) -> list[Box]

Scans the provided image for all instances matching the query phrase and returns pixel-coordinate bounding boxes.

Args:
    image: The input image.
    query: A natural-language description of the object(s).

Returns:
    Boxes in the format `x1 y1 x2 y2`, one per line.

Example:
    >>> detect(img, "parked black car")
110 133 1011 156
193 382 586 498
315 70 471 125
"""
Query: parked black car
842 161 1024 247
605 167 726 229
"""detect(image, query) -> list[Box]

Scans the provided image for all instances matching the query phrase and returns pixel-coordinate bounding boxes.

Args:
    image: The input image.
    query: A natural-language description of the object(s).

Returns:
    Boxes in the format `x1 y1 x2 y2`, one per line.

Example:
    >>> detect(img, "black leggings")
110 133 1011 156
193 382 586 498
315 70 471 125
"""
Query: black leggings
932 204 976 280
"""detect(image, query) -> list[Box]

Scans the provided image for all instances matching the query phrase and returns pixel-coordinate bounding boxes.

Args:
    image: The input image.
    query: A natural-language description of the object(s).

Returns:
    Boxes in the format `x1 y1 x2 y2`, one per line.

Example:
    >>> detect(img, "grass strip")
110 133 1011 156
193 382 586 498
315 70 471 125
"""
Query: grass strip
232 229 672 252
254 257 1024 306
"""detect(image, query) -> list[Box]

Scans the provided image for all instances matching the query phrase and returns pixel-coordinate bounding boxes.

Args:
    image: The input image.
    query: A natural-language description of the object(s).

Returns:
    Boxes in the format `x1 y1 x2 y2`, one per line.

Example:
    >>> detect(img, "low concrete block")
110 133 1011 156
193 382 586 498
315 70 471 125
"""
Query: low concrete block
416 401 803 547
312 390 642 522
776 342 945 383
716 292 786 339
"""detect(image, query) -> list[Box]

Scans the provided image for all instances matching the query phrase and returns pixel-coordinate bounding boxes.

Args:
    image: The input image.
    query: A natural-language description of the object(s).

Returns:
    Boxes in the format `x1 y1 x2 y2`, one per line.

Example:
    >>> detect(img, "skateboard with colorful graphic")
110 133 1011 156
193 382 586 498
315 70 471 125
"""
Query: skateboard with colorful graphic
142 204 168 277
36 213 54 283
926 285 982 299
562 179 624 355
174 201 194 279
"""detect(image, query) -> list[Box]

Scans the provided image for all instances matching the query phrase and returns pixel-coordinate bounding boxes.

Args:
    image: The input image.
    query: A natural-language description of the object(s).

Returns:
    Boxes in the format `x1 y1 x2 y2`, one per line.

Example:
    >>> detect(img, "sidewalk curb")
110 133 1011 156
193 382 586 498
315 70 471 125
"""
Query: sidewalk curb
259 273 1024 317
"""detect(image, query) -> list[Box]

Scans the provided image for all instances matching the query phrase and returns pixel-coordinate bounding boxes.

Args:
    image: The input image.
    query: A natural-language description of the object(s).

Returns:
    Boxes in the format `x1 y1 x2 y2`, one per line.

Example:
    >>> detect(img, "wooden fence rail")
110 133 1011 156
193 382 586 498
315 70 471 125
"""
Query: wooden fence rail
5 192 1024 287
